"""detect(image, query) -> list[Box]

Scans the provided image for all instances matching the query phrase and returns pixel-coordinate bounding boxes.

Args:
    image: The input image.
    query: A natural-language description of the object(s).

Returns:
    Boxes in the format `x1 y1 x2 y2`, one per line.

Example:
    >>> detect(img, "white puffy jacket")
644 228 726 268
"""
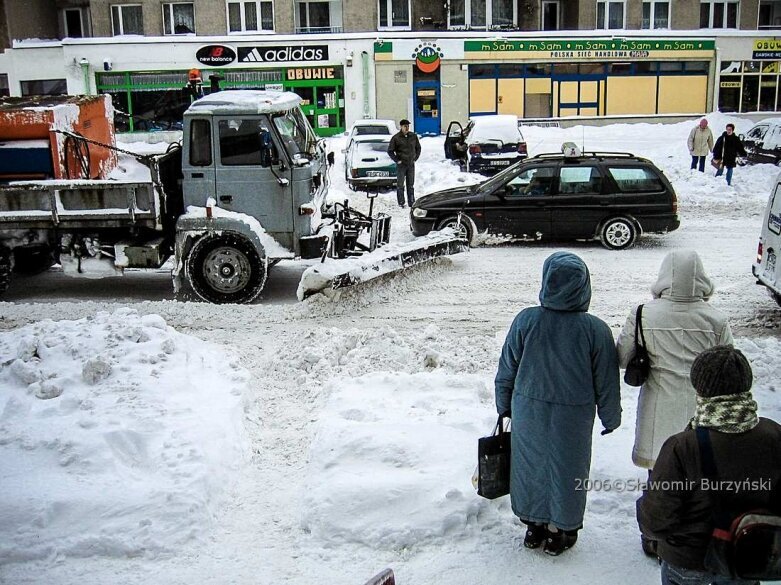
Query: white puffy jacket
616 250 733 469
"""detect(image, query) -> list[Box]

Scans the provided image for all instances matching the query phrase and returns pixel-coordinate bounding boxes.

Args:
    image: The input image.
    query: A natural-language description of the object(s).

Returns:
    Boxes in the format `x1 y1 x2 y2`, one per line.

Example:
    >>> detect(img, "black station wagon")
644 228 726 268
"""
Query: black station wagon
410 150 680 250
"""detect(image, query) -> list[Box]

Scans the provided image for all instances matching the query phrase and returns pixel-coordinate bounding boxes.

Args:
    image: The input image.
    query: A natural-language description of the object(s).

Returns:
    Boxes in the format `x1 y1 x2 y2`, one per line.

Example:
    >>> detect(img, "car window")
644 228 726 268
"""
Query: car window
506 167 555 197
357 142 390 154
354 125 392 135
558 166 603 194
748 125 769 140
607 167 664 192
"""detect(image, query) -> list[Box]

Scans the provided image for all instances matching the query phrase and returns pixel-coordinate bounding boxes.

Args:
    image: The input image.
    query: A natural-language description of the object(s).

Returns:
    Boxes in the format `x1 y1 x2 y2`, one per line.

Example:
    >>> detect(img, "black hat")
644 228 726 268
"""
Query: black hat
400 119 411 126
690 345 753 397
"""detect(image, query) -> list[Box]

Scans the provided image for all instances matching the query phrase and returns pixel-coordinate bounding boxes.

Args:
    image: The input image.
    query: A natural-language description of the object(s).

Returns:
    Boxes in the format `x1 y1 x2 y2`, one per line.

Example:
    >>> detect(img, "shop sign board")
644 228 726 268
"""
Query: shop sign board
720 81 741 88
196 45 237 66
753 39 781 60
239 45 329 63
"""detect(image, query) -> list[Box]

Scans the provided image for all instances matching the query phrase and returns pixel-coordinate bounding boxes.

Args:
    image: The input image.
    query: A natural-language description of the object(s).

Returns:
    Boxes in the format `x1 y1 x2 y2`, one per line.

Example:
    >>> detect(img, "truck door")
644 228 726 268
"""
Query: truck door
182 117 217 206
214 116 294 247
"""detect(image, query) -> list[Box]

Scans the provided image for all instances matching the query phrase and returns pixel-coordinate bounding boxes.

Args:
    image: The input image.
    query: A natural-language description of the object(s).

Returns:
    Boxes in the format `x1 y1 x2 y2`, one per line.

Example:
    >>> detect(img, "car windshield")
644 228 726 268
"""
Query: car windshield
272 110 311 158
354 125 391 135
477 161 525 192
356 142 389 154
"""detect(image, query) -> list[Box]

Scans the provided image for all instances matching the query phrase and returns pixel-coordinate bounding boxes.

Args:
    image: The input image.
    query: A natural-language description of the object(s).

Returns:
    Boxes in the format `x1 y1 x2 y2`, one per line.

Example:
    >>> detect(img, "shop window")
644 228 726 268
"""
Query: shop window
760 78 778 110
596 1 625 29
634 62 657 74
189 119 212 166
659 62 684 72
62 7 89 37
20 79 67 96
378 0 410 28
498 64 523 77
130 90 189 131
699 1 738 28
642 1 669 29
525 63 552 77
469 64 495 78
111 4 143 35
295 0 342 33
718 76 741 112
685 61 710 73
0 74 9 97
541 1 560 30
579 63 605 75
608 63 632 75
553 63 578 75
228 1 274 32
759 1 781 28
163 3 195 34
447 0 515 29
742 77 759 111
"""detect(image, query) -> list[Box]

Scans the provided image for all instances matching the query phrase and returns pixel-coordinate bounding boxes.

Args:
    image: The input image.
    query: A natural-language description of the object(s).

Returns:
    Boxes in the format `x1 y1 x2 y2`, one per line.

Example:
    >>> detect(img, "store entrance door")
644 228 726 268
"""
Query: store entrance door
413 81 440 136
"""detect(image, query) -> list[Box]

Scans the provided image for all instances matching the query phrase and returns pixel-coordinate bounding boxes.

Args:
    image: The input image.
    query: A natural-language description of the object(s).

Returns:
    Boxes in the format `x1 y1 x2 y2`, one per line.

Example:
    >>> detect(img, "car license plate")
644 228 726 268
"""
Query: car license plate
366 171 390 177
490 160 510 166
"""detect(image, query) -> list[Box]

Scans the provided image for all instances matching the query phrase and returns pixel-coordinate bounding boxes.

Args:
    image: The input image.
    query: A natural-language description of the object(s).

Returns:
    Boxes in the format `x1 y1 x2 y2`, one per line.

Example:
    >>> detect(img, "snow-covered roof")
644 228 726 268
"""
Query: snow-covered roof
186 90 301 116
467 114 523 144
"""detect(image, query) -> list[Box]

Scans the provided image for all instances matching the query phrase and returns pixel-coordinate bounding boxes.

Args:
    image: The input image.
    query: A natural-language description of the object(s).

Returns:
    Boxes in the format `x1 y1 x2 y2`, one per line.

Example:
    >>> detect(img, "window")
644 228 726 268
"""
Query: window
163 3 194 34
63 8 87 37
0 74 9 97
759 1 781 28
596 1 625 29
558 166 603 194
228 1 274 32
295 0 342 33
507 167 555 197
272 110 309 158
541 1 560 30
608 167 664 192
219 119 275 166
379 0 410 28
448 0 515 28
111 4 143 35
747 125 769 140
20 79 67 96
189 119 212 166
642 1 669 28
700 1 738 28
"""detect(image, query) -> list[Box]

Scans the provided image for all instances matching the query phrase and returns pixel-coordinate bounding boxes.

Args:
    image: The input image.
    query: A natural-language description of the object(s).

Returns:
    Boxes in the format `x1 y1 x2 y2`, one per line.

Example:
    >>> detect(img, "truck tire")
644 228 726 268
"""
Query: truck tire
0 249 11 297
186 234 267 304
13 245 54 275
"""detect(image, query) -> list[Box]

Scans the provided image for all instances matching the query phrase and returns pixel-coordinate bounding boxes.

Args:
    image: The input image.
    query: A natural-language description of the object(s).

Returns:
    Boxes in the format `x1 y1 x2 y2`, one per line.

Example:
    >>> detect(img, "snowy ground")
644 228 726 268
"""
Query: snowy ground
1 114 780 585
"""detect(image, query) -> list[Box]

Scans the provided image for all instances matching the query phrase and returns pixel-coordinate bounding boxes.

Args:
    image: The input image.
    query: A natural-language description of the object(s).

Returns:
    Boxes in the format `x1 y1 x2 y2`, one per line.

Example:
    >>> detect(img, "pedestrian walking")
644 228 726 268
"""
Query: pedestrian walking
712 123 747 186
637 345 781 585
687 118 714 172
617 249 733 556
387 119 421 208
495 251 621 556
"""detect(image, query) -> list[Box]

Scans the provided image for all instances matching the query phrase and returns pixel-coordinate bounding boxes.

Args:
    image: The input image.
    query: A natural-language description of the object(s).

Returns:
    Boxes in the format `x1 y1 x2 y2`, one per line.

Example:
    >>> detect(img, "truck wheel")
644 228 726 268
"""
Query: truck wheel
772 291 781 308
600 217 637 250
13 245 54 275
0 249 11 296
187 234 267 304
438 215 476 246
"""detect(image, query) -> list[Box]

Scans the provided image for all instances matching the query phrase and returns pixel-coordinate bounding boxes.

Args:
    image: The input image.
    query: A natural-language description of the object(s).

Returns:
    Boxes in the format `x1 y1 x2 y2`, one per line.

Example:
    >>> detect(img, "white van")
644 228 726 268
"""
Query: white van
753 175 781 306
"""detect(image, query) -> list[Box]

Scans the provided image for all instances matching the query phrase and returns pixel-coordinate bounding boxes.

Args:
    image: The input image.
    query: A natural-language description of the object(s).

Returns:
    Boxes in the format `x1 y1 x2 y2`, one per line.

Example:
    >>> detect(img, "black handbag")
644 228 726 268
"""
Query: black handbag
476 415 511 500
696 428 781 581
624 304 650 387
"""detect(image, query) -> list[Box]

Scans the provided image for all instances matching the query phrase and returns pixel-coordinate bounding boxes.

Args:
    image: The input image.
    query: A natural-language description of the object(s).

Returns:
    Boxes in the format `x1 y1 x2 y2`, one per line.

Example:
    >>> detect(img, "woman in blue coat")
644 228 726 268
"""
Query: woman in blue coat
495 252 621 556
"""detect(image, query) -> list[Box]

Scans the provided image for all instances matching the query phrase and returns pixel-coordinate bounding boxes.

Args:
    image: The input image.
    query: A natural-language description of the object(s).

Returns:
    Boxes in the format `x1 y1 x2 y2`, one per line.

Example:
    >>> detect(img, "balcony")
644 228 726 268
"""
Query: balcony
294 26 344 34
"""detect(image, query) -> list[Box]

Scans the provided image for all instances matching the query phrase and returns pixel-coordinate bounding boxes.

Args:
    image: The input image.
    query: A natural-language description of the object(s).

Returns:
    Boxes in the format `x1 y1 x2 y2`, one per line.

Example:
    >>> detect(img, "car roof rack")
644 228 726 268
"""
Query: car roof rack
529 151 638 160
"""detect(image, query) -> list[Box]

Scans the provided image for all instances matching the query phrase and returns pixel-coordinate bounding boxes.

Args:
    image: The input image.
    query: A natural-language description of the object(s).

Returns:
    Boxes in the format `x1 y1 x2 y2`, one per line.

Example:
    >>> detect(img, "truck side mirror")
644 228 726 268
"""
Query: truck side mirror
259 129 273 168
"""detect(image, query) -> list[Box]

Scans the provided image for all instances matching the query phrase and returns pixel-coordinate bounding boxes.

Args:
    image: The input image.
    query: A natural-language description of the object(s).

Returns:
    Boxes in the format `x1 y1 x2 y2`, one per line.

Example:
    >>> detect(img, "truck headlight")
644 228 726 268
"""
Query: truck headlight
412 208 428 218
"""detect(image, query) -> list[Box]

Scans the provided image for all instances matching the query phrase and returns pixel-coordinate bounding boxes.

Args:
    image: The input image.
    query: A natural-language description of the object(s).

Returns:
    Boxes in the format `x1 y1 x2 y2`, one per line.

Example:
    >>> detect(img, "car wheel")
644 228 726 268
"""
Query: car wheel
186 233 267 304
438 215 476 246
600 217 637 250
771 291 781 308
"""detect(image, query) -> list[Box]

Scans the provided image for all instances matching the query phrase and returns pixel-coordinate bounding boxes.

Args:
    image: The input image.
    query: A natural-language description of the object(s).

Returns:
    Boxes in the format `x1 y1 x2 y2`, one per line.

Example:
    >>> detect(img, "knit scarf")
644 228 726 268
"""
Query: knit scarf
691 392 759 433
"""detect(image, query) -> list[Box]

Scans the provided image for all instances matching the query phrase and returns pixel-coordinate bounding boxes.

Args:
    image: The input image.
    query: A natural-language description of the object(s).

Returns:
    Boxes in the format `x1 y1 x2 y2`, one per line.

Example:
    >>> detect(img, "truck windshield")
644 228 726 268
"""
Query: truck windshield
273 110 310 159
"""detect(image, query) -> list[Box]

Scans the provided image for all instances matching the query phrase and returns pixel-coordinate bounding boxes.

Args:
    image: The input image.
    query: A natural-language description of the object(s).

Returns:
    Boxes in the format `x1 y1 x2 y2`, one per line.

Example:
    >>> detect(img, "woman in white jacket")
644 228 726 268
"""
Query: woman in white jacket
617 249 733 470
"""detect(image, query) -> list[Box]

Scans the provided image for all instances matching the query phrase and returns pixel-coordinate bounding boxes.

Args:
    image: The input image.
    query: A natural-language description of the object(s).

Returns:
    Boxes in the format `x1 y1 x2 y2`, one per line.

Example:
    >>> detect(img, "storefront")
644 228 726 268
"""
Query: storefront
718 39 781 113
375 37 716 129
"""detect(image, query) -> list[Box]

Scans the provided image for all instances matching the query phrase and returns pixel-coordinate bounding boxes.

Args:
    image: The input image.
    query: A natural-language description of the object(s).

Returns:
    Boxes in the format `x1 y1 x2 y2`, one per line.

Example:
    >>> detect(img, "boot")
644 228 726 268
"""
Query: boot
543 529 578 556
523 523 547 549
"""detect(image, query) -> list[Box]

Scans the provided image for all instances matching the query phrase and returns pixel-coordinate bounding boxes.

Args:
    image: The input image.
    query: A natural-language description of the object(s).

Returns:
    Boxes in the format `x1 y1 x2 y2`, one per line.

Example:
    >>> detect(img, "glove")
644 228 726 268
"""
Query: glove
601 428 614 436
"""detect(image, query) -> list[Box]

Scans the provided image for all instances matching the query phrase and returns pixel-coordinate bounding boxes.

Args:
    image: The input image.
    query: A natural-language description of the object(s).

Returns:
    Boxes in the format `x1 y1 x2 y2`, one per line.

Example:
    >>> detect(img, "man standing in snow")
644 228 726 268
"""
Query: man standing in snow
495 251 621 556
687 118 714 172
387 119 421 208
638 346 781 585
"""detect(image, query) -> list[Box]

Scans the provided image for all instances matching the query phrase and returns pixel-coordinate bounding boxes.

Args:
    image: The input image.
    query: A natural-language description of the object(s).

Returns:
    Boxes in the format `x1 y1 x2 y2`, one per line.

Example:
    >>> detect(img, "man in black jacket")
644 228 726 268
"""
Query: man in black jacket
387 119 422 208
637 345 781 585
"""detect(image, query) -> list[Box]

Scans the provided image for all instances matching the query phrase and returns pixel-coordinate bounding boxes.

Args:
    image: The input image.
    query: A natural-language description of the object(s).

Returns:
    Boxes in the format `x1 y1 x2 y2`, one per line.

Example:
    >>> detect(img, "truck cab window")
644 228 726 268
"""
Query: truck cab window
189 119 212 166
273 111 308 159
218 118 278 166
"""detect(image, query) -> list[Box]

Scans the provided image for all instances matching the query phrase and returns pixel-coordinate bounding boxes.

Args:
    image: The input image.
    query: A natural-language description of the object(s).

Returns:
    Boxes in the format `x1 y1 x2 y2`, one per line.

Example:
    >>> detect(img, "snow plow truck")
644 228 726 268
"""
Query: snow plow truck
0 91 466 303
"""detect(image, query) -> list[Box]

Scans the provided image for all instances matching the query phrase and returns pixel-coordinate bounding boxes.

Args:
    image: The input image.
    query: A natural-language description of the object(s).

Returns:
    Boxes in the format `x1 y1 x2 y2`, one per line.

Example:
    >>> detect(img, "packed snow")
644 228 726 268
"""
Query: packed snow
1 112 780 585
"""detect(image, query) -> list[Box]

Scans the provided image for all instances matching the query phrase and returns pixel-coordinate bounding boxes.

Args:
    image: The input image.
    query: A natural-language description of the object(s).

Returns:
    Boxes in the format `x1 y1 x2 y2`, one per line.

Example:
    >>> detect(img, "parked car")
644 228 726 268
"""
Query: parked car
347 119 397 140
752 172 781 306
411 148 680 250
741 119 781 165
343 135 397 190
444 115 528 175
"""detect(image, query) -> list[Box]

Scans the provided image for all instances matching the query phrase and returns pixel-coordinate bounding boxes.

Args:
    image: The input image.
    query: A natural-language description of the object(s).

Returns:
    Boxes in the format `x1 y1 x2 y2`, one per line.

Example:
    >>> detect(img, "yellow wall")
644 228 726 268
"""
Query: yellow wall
525 78 552 94
580 81 599 102
658 76 708 114
606 77 657 115
469 79 497 113
497 78 524 116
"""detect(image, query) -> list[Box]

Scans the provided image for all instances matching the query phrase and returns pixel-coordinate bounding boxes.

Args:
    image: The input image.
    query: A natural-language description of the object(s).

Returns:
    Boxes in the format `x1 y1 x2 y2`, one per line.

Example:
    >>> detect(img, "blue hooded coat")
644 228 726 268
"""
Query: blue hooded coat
495 252 621 530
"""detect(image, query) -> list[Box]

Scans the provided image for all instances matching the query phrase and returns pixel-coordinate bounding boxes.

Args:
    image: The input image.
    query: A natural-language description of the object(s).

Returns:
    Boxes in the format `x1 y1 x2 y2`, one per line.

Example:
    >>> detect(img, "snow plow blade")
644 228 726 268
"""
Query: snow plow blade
297 230 468 300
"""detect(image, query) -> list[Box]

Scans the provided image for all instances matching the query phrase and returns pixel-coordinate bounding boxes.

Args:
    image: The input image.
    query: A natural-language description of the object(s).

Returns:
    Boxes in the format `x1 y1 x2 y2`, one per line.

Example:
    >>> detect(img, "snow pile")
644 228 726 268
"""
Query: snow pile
0 309 249 562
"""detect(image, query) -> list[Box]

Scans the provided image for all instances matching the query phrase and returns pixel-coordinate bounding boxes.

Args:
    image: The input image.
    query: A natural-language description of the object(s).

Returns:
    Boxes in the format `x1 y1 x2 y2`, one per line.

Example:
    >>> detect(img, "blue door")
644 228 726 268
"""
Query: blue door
413 81 440 136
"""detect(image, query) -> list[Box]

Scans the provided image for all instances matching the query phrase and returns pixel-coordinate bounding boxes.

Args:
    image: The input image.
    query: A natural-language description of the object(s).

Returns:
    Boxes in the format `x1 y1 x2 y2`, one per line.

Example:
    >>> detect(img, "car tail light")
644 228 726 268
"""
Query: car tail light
758 241 764 264
468 144 481 155
672 190 678 214
517 142 527 155
351 168 358 178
